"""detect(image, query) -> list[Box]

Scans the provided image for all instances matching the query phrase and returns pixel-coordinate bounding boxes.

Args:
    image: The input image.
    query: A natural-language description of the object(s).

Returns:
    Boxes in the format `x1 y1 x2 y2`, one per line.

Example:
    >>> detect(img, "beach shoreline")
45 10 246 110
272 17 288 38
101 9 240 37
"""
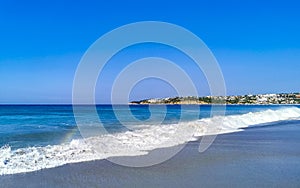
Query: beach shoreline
1 121 300 188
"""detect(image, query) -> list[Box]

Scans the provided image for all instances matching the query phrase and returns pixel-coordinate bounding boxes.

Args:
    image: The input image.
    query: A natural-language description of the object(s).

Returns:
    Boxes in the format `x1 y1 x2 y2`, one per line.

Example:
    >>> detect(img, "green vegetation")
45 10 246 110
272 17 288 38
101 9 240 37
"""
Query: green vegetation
130 93 300 105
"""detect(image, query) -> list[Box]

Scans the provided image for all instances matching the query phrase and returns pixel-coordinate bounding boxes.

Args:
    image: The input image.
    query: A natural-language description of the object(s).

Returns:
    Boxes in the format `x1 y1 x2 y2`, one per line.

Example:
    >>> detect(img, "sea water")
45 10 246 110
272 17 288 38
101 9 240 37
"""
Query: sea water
0 105 300 175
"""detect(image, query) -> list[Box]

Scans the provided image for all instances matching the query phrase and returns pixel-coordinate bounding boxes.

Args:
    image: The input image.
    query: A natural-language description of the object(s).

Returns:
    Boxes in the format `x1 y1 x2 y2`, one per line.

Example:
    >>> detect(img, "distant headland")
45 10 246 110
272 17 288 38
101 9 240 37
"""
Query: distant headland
130 93 300 105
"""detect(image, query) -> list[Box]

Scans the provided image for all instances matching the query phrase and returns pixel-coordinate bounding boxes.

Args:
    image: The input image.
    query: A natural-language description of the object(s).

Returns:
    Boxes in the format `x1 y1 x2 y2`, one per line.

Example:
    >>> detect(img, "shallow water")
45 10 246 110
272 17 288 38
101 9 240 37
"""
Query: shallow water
1 105 300 175
1 120 300 188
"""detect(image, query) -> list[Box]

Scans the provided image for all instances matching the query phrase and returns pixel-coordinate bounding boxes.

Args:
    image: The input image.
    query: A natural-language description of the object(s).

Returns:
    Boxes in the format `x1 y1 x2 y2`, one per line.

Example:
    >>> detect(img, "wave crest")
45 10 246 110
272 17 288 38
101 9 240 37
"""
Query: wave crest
1 107 300 175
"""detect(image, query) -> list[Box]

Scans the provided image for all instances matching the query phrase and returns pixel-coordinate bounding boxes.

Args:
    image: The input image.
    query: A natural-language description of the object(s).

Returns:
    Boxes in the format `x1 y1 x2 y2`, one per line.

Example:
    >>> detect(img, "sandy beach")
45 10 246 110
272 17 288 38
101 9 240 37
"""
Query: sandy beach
1 120 300 188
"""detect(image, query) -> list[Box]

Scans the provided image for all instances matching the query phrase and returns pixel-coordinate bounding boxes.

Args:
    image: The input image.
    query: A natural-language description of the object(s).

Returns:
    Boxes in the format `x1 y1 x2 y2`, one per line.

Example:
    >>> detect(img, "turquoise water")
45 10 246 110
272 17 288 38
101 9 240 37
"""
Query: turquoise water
1 104 300 175
0 105 299 149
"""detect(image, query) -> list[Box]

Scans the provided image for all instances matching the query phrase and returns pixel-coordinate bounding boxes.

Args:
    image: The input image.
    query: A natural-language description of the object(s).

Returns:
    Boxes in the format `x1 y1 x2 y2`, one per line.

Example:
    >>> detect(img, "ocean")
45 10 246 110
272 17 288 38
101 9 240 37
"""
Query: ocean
1 105 300 178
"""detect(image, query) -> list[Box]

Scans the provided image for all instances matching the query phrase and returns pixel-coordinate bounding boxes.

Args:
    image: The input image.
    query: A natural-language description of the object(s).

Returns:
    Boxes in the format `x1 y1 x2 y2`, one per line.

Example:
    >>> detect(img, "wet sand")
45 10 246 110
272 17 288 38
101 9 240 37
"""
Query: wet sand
1 121 300 188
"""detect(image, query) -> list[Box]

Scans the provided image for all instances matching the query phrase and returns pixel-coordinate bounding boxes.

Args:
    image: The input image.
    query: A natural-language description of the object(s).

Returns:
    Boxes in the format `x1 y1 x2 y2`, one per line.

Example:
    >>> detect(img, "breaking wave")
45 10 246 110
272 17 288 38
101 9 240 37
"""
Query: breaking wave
1 107 300 175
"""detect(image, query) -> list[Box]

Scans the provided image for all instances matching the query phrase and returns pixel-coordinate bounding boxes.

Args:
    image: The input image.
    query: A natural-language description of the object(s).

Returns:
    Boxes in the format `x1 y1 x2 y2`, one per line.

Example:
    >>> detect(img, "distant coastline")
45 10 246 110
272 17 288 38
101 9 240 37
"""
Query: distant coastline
130 93 300 105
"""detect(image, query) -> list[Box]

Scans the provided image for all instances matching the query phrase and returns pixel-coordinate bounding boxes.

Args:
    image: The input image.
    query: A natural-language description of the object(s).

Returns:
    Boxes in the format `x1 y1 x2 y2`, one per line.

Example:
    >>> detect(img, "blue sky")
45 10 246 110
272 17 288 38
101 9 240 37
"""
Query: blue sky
0 0 299 104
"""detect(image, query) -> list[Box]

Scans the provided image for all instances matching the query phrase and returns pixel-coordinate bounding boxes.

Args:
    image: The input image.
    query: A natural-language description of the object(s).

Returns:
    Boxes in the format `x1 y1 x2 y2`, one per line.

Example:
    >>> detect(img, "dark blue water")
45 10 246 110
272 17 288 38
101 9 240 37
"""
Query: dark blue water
0 105 299 149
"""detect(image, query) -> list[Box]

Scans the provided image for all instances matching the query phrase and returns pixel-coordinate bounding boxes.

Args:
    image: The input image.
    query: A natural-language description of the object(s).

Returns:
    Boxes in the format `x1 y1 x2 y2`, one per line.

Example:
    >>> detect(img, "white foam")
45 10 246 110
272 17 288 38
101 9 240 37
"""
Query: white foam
1 107 300 175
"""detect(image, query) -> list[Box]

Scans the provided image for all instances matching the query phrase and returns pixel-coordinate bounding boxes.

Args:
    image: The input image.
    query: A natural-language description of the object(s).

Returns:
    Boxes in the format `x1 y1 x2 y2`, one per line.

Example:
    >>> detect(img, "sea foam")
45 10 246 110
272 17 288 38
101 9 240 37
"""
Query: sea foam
1 107 300 175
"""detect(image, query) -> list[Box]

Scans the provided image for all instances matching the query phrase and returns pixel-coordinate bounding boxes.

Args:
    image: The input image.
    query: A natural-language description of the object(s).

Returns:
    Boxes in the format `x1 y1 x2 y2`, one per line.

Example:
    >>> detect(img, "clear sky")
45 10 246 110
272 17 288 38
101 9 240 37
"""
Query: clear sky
0 0 299 104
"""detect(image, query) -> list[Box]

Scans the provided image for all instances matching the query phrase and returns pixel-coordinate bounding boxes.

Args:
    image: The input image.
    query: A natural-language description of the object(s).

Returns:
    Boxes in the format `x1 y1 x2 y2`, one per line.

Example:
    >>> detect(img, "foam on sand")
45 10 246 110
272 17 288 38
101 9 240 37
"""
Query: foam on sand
1 107 300 175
